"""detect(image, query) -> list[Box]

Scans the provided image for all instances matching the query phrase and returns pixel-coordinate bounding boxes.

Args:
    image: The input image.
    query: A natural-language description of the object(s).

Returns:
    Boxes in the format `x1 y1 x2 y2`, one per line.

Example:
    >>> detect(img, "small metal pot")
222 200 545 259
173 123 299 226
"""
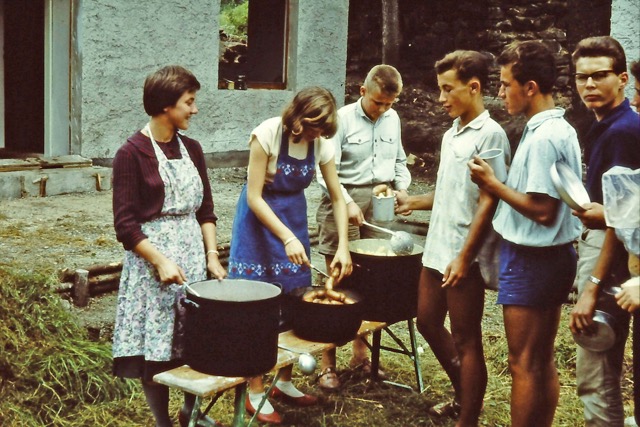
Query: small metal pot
572 310 617 352
285 286 364 345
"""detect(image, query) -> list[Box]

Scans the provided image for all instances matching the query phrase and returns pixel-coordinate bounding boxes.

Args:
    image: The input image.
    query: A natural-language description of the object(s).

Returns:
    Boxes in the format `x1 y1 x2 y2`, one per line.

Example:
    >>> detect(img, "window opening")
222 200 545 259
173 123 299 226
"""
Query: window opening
218 0 288 90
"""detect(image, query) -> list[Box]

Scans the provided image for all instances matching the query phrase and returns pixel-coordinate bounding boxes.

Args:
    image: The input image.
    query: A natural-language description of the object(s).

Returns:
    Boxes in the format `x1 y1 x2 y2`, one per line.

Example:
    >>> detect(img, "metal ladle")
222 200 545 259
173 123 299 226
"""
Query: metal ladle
362 220 414 255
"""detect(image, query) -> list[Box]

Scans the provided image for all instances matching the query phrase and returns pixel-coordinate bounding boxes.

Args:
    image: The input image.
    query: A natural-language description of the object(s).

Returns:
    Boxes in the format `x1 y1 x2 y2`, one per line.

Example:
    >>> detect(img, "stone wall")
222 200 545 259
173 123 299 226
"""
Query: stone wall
345 0 614 158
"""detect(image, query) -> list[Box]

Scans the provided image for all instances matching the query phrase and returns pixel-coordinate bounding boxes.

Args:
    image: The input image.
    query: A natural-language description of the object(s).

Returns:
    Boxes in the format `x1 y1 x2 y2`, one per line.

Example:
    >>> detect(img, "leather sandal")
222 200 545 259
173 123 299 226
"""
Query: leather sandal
428 400 461 418
349 357 388 380
317 366 340 391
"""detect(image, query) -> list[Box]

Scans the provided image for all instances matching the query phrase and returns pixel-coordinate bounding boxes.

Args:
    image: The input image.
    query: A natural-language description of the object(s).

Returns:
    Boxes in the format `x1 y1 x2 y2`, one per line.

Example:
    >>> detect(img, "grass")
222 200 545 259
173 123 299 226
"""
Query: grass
1 262 635 426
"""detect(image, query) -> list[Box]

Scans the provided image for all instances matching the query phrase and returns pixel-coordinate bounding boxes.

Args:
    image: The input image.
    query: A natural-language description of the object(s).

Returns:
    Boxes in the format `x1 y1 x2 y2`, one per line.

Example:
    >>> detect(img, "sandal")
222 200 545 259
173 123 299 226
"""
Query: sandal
349 357 388 380
317 366 340 391
428 400 461 418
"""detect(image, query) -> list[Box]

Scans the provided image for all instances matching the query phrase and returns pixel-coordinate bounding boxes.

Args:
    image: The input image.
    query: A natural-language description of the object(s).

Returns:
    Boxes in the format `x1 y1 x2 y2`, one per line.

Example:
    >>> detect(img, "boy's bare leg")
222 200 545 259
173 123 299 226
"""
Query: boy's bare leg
504 305 562 427
447 267 487 426
416 268 461 402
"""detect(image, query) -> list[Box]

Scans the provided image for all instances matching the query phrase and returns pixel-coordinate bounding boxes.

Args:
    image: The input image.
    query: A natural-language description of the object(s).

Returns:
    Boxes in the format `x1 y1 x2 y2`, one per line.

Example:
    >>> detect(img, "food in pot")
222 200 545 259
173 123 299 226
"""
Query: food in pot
302 288 356 305
354 245 397 256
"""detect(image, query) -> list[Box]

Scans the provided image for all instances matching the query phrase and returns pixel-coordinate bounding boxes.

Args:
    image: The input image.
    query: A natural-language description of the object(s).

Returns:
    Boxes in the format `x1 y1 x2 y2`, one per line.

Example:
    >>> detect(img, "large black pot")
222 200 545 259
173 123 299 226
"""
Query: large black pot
285 286 364 345
183 279 281 377
342 239 423 324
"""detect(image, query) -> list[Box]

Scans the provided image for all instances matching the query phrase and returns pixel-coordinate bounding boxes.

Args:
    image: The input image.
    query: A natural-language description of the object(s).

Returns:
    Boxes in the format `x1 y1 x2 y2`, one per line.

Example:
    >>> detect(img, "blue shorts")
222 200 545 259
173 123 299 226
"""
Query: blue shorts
497 240 577 307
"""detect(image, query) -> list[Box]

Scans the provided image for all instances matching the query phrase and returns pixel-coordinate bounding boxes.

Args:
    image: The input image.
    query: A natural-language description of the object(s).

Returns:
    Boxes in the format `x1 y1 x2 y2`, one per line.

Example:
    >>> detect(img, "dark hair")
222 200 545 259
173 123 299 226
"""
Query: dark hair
143 65 201 116
364 64 403 96
630 61 640 81
435 50 493 89
282 87 338 142
572 36 627 74
498 41 556 94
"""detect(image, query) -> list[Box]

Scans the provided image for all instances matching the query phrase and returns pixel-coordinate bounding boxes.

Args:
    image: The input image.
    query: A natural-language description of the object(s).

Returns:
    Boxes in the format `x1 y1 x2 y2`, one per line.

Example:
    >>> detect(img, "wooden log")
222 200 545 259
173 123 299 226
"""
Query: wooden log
89 272 121 286
73 269 90 307
52 282 73 293
92 281 120 296
59 262 123 282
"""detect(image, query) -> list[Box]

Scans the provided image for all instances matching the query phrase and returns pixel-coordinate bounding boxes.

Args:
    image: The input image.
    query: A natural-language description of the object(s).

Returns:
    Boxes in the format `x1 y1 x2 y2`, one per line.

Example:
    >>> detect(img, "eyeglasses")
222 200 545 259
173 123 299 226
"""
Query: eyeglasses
574 69 616 86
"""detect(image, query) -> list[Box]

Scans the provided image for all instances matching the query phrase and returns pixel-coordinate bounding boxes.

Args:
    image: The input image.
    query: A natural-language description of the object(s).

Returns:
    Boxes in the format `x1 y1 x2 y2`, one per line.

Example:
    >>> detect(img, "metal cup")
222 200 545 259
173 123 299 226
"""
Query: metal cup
478 148 508 182
372 194 395 222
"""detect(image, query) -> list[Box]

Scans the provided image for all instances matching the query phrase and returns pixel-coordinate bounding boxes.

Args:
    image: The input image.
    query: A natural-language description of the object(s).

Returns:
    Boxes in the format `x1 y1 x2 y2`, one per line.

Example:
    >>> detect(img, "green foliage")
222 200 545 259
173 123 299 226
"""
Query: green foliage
0 267 137 426
220 0 248 39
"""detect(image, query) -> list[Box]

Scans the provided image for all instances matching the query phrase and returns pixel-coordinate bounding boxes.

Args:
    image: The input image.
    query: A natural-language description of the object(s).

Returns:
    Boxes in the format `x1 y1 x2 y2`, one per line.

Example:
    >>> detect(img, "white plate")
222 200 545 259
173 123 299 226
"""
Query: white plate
550 161 590 212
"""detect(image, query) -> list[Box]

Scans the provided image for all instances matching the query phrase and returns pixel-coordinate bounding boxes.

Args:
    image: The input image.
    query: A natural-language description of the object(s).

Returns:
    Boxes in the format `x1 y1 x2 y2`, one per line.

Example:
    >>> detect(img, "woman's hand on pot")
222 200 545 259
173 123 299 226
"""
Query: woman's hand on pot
207 257 227 280
569 287 598 334
156 259 187 285
285 238 308 265
330 250 353 283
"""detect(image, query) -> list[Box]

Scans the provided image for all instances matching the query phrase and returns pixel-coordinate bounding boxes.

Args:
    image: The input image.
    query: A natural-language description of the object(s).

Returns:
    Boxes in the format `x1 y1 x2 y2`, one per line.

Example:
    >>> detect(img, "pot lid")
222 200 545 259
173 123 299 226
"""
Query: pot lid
188 279 281 302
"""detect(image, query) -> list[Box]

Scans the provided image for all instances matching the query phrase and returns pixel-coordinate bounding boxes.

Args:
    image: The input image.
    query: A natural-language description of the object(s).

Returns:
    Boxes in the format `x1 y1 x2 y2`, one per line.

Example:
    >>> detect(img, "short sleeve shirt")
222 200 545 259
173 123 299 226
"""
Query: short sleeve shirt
492 108 582 246
423 111 510 273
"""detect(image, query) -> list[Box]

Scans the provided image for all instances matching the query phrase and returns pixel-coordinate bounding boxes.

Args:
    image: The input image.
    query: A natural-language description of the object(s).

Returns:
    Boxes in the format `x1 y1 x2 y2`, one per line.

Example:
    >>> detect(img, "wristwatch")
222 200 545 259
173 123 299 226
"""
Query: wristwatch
588 275 602 286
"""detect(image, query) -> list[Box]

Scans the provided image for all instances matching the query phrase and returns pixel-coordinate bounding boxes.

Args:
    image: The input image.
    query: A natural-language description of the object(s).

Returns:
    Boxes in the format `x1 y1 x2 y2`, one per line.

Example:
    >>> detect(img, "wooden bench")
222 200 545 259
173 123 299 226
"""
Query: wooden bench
154 321 387 427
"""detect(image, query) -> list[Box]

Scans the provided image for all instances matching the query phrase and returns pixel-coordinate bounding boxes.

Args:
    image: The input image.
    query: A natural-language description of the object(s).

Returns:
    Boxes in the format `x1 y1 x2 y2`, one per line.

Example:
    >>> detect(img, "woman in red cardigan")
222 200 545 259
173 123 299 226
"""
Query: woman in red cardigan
112 65 225 427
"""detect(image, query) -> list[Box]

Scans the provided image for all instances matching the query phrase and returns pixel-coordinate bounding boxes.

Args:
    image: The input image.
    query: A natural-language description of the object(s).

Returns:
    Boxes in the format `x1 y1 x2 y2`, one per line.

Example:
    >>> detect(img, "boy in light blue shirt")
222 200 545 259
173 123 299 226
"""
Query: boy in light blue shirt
468 41 581 427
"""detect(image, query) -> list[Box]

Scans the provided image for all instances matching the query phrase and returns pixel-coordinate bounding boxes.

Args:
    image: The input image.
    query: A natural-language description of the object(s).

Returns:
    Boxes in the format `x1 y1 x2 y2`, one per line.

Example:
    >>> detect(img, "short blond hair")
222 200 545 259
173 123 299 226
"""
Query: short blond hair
364 64 403 96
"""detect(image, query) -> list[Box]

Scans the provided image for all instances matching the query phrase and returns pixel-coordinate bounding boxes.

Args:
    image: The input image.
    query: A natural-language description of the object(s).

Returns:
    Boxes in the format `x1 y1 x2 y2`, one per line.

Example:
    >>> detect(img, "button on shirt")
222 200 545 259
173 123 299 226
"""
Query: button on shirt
423 111 510 273
317 98 411 204
492 108 582 247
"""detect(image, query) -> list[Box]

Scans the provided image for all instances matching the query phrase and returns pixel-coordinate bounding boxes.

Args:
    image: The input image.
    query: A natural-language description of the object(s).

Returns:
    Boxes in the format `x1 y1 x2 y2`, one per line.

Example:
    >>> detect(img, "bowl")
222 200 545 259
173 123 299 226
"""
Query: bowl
550 161 590 212
571 310 616 352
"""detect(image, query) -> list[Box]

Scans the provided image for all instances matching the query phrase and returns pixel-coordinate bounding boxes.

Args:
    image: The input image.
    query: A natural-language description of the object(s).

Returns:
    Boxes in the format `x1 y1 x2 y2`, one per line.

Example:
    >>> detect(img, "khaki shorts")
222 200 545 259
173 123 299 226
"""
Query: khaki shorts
316 185 388 256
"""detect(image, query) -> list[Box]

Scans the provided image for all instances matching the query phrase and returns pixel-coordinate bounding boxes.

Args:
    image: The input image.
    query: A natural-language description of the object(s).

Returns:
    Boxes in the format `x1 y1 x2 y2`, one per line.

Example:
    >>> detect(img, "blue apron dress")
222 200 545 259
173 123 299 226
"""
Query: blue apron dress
228 130 314 293
112 125 207 379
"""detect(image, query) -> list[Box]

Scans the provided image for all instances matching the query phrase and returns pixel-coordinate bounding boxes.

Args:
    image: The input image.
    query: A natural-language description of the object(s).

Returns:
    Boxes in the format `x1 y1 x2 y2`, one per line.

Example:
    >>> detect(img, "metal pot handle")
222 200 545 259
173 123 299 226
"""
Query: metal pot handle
181 297 200 310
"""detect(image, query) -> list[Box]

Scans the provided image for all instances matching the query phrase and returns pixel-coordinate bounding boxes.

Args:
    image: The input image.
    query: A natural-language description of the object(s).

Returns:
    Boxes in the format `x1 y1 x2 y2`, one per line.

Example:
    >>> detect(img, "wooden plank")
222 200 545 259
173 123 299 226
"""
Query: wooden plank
154 365 245 397
40 155 92 169
153 349 297 398
0 158 40 172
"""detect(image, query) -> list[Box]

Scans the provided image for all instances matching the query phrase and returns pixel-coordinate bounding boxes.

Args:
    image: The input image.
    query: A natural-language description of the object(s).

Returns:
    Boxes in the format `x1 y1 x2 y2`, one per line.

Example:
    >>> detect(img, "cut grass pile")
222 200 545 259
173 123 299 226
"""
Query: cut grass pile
0 267 141 426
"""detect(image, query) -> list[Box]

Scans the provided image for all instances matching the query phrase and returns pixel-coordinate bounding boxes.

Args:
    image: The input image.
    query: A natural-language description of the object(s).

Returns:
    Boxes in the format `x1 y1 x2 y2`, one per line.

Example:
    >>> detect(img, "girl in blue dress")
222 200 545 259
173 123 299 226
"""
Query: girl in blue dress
228 87 352 424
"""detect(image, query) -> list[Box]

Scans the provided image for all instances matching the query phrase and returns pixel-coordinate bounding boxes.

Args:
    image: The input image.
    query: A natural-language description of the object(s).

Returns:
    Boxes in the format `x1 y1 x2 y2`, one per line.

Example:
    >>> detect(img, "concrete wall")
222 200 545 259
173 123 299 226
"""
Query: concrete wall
611 0 640 100
76 0 349 163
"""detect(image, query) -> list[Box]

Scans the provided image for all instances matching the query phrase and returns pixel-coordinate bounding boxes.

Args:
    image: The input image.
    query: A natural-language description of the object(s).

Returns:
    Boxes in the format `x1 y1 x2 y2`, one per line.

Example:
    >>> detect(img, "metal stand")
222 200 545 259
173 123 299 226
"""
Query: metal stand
367 318 425 393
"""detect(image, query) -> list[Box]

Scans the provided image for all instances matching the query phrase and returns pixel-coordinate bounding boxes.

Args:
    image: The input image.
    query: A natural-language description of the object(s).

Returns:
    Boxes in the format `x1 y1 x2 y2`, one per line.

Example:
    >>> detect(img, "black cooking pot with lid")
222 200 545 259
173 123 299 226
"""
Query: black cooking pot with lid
182 279 281 377
342 238 423 324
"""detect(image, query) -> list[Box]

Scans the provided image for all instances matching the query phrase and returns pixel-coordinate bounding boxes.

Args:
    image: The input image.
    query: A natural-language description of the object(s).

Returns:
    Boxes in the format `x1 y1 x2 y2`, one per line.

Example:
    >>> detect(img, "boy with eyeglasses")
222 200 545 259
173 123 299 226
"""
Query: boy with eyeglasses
569 36 640 427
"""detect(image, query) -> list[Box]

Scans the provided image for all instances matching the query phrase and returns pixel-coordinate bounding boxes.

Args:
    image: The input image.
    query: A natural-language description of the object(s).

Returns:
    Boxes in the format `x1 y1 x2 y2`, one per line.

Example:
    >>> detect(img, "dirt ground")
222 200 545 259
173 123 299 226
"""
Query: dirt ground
0 166 432 335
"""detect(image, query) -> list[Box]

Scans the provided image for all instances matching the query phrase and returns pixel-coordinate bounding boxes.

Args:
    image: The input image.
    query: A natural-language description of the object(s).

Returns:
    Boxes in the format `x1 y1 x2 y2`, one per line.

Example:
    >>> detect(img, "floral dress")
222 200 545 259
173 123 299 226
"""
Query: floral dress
112 127 207 369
